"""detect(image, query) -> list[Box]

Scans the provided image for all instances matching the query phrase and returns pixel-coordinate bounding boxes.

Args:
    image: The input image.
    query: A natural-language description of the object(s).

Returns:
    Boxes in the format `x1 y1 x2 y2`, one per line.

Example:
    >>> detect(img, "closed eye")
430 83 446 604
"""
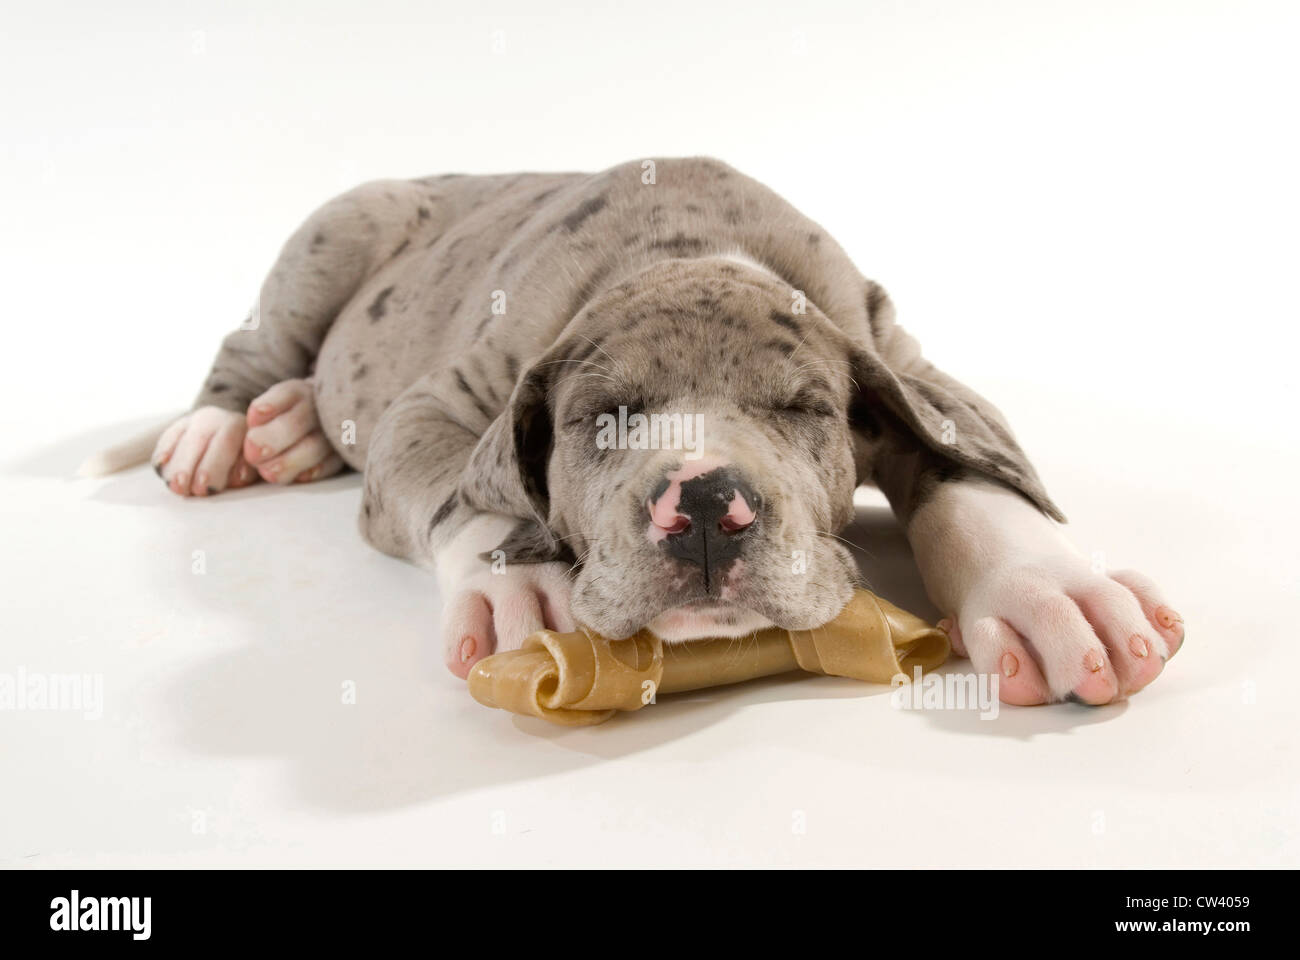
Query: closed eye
563 400 644 428
778 390 836 417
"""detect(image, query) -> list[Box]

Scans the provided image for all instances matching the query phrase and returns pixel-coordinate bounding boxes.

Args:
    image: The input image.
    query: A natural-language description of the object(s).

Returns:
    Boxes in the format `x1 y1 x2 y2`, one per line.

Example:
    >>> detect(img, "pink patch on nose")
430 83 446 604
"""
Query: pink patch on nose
720 490 755 531
647 456 730 532
648 493 687 531
647 500 689 535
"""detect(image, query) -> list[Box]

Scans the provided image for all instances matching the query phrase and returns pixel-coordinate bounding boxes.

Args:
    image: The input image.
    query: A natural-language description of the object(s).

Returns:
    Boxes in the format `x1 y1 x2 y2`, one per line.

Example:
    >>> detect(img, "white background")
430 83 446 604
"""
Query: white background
1 0 1296 867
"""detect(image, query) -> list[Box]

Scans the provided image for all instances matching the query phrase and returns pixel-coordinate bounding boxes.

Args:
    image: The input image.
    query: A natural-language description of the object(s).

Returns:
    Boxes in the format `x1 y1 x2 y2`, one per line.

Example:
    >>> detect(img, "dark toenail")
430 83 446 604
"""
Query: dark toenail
206 487 215 495
154 464 164 478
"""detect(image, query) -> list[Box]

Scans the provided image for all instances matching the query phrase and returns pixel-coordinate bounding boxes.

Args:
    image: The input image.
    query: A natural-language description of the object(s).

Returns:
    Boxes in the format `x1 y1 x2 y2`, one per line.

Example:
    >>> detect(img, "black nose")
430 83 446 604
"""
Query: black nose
652 466 759 583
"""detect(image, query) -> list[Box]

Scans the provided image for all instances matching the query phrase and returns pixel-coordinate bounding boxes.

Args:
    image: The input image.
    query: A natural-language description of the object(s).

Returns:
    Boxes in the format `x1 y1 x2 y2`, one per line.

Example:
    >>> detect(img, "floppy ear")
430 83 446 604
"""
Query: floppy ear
459 364 550 514
456 361 568 561
847 280 1066 522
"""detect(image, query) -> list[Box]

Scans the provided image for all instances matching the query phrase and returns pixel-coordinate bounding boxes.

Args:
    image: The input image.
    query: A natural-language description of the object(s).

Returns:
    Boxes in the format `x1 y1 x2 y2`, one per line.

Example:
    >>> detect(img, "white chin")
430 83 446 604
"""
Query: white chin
645 604 774 643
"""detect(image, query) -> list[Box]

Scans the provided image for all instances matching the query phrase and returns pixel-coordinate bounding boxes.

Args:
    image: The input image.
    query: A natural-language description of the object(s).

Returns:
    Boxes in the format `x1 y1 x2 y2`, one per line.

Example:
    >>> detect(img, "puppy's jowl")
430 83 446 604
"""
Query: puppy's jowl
140 158 1184 706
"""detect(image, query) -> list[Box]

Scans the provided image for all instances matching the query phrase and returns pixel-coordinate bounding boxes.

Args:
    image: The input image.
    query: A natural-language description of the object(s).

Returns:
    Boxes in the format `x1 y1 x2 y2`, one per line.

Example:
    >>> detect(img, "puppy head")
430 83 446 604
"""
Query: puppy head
464 257 882 641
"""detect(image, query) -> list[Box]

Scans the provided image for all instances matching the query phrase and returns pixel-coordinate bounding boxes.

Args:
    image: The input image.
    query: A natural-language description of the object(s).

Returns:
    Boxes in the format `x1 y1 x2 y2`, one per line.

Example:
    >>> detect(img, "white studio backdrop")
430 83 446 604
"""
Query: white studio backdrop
1 0 1296 457
1 0 1298 870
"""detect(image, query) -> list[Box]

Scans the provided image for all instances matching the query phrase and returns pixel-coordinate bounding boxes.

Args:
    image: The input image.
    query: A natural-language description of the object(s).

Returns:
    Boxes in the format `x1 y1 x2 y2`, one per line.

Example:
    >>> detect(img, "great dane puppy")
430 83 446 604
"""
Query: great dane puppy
144 157 1183 705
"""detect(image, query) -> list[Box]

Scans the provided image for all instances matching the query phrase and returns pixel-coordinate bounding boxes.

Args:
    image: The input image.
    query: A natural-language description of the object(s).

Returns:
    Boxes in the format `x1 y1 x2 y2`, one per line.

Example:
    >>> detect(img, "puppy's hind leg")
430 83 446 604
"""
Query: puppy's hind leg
158 180 440 496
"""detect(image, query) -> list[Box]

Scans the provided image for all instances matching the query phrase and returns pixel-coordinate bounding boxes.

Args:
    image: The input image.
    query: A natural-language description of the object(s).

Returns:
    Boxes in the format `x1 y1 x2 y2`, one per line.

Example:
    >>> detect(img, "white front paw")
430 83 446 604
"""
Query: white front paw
948 559 1184 705
440 563 576 678
433 513 575 679
913 481 1185 706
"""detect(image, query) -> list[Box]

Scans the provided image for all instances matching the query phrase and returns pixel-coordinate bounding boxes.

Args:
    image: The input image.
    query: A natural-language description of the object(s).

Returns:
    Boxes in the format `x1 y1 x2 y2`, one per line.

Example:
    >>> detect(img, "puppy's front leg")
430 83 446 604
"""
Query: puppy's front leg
903 476 1185 705
430 514 576 675
361 369 574 678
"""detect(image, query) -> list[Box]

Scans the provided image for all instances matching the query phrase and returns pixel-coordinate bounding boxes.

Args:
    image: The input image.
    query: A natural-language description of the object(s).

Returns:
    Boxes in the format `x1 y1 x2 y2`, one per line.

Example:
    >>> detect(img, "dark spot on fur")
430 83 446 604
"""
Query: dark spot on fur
770 310 800 335
454 369 493 421
367 285 396 322
417 206 431 220
428 494 459 536
560 193 608 233
649 232 707 255
353 365 368 380
532 186 562 206
391 239 410 257
209 382 229 394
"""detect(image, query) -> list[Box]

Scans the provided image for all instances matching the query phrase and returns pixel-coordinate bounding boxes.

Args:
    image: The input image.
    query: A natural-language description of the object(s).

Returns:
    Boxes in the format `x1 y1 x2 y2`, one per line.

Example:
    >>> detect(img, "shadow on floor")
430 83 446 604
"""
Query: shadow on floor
82 459 1125 814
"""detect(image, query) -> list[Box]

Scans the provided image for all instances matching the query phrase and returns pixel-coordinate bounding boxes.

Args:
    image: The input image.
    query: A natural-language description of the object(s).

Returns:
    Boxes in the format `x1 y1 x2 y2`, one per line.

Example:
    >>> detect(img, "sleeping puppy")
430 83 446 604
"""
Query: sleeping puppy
140 157 1184 706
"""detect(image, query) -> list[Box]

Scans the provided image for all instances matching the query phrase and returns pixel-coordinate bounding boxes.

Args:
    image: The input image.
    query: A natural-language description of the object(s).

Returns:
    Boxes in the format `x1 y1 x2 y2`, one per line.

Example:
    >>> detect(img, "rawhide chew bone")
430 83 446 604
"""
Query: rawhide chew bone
467 588 949 726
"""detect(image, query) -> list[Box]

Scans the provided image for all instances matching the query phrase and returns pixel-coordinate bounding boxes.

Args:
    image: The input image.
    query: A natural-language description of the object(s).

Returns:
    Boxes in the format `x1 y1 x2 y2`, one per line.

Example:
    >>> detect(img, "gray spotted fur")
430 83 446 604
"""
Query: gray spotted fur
193 157 1061 637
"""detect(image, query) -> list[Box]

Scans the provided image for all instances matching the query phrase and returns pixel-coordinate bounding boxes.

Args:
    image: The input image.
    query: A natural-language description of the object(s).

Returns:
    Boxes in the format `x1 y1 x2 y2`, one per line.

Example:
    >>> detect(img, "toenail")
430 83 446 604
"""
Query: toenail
196 471 208 487
459 636 476 662
1155 606 1183 629
1000 652 1019 678
260 446 272 458
254 404 272 415
1129 634 1149 658
1084 649 1104 672
937 618 952 634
